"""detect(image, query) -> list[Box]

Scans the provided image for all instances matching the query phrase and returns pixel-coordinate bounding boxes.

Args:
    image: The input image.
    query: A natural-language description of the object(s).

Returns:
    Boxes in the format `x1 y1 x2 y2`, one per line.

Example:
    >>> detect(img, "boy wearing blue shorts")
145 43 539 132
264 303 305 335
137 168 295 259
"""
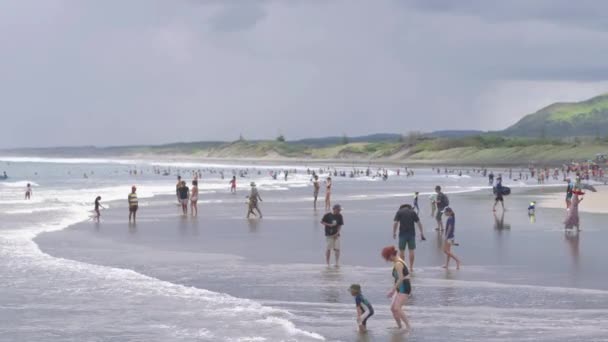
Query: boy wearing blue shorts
349 284 373 333
393 204 426 271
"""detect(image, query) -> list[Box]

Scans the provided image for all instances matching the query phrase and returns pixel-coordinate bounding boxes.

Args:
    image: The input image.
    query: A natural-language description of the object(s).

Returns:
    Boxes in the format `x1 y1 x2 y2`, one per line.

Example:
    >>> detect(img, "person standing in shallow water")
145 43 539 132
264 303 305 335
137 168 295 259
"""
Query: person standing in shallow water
312 175 320 210
493 176 505 212
324 177 332 212
25 183 32 200
442 207 461 269
190 180 199 217
94 196 104 222
382 246 412 332
565 190 584 230
230 176 237 194
177 181 189 216
246 182 263 218
128 186 138 224
434 186 449 231
321 204 344 266
393 204 425 271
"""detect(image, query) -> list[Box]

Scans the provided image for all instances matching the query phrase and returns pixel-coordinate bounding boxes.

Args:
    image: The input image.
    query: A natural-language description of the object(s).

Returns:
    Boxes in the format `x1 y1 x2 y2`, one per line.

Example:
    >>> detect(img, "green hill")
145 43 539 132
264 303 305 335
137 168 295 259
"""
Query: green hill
503 94 608 138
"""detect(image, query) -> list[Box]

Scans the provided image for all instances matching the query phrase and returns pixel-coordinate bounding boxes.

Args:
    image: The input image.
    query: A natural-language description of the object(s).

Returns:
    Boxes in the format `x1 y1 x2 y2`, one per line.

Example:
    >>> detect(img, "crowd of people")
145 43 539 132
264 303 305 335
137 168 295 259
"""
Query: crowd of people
78 163 599 334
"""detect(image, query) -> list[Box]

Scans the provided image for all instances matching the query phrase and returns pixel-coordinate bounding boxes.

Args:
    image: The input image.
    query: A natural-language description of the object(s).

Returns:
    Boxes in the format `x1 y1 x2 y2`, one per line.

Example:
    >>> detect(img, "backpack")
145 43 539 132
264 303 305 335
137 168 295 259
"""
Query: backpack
437 193 449 208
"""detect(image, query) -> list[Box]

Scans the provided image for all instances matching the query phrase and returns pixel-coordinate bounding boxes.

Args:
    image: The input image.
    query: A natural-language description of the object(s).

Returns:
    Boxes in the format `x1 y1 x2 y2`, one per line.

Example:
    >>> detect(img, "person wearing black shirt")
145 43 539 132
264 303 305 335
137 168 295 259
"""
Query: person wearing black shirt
178 181 190 216
321 204 344 266
393 204 425 271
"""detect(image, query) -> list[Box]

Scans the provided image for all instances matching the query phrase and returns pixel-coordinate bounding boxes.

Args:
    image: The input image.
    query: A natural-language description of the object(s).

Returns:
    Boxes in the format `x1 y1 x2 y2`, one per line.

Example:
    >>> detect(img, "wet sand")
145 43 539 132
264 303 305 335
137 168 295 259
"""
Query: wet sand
35 183 608 341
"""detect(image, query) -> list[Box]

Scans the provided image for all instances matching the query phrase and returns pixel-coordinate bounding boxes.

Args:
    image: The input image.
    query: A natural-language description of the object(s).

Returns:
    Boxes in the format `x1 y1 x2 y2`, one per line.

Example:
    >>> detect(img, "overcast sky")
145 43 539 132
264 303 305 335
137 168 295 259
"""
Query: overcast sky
2 0 608 148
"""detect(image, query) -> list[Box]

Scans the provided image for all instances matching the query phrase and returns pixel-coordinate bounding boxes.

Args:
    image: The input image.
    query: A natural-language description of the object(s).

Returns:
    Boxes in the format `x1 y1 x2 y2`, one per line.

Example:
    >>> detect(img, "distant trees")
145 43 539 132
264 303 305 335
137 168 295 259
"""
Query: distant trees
341 134 350 145
276 134 286 142
405 131 423 146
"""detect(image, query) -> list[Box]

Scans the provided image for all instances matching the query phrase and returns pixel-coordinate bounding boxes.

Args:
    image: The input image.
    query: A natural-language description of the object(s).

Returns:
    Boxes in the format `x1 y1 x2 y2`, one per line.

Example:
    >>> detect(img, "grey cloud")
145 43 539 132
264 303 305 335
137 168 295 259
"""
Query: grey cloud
1 1 608 148
401 0 608 32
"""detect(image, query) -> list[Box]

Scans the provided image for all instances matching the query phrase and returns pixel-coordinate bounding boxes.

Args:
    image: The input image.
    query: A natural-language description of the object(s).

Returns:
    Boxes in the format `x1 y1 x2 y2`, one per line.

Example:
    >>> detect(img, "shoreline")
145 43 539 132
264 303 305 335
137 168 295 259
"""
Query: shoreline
538 188 608 214
0 152 569 168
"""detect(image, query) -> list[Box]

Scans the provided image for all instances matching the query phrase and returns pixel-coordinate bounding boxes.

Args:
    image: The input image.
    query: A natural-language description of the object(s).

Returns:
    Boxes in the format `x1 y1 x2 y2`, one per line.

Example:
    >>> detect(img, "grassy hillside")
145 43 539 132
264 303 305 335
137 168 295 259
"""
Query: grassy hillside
503 94 608 138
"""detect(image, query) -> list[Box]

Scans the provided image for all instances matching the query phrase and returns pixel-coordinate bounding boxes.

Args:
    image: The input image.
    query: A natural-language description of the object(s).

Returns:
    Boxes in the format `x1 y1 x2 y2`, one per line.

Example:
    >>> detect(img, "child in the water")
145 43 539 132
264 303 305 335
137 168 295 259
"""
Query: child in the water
349 284 373 333
528 201 536 215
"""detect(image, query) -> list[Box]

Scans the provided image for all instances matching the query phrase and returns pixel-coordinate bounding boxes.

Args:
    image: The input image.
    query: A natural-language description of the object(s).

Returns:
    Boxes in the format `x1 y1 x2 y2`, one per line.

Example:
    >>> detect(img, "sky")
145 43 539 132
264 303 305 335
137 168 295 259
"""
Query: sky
2 0 608 148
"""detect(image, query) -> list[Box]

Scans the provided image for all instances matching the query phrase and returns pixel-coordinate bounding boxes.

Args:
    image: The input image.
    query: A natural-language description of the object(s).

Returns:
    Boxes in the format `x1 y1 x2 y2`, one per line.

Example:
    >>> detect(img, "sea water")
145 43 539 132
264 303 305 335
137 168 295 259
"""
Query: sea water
1 157 607 342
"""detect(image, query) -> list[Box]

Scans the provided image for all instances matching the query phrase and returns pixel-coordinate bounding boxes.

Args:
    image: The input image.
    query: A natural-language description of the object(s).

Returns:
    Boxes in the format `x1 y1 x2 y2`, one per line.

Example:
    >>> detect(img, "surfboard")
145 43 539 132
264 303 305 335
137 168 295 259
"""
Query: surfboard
493 186 511 196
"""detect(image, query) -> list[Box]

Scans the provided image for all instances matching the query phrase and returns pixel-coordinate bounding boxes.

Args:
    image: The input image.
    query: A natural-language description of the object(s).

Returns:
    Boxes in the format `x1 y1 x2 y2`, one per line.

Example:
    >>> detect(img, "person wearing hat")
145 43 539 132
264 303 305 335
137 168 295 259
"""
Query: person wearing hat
128 185 138 223
349 284 374 333
442 207 461 270
246 182 263 219
321 204 344 266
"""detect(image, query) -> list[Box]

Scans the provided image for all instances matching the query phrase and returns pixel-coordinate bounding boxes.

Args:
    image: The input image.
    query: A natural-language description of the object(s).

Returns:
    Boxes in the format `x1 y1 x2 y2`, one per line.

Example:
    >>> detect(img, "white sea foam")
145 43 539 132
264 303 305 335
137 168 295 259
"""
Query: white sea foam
0 180 39 187
0 177 326 341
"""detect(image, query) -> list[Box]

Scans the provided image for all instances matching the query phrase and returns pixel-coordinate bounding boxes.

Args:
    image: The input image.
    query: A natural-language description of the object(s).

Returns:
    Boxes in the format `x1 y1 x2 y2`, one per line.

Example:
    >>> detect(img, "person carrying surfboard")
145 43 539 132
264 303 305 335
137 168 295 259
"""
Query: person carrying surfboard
493 176 505 212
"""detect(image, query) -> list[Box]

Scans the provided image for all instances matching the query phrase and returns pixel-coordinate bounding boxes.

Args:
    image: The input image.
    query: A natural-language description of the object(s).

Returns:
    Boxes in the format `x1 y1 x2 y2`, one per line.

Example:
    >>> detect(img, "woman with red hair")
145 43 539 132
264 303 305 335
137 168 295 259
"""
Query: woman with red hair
381 245 412 331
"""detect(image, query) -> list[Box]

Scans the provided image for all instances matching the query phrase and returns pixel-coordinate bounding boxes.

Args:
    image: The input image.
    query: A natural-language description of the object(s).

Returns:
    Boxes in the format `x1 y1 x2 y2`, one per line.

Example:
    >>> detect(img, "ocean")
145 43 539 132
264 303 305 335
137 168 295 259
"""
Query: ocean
1 157 607 342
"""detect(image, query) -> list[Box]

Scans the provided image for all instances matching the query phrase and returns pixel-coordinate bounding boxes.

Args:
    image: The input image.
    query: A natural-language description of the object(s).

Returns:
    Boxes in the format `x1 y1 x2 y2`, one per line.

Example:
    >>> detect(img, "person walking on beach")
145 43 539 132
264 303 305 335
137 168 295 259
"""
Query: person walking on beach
313 175 320 210
25 183 32 200
128 186 138 224
442 207 461 269
230 176 237 194
429 192 437 218
381 246 412 332
434 186 449 231
565 177 574 209
413 192 420 214
94 196 104 222
190 180 199 217
324 177 332 212
176 176 182 204
321 204 343 266
349 284 374 334
177 181 189 216
246 182 263 218
565 190 584 230
393 204 425 271
493 176 505 212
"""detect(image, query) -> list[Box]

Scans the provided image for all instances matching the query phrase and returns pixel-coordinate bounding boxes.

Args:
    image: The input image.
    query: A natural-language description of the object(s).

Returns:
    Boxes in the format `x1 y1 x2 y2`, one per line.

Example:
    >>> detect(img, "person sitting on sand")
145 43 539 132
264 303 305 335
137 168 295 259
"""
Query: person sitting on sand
381 246 412 332
442 207 461 270
349 284 374 334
